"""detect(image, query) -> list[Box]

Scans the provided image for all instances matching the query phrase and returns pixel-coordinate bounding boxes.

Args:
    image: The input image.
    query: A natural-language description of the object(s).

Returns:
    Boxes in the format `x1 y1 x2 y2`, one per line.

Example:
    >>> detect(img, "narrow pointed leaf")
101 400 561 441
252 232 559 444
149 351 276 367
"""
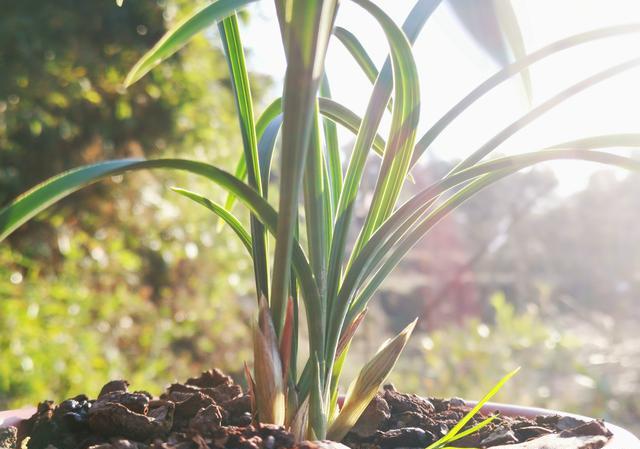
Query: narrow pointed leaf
171 187 252 254
426 368 520 449
289 398 310 443
352 0 420 255
218 13 269 300
309 354 328 440
280 297 295 385
124 0 259 87
333 27 379 84
222 97 284 219
225 95 388 215
336 308 367 357
446 415 498 444
493 0 532 102
320 76 342 218
326 0 434 394
253 296 286 425
327 319 417 441
304 104 331 301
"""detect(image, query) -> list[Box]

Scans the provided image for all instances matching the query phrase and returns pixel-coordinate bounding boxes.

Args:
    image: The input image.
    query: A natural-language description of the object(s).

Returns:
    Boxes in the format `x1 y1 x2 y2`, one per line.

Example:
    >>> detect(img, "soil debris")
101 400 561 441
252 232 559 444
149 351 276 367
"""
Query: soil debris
0 426 17 449
6 368 613 449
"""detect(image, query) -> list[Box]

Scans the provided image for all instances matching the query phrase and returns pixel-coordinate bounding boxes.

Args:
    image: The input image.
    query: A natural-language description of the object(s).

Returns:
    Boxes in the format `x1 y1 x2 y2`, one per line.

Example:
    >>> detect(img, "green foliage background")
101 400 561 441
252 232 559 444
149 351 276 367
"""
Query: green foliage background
0 0 264 407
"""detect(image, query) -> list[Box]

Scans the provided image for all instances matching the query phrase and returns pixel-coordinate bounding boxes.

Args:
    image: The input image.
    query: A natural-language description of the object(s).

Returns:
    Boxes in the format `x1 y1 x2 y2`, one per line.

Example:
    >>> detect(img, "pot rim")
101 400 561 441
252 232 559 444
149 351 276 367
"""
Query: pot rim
1 401 638 448
464 400 639 448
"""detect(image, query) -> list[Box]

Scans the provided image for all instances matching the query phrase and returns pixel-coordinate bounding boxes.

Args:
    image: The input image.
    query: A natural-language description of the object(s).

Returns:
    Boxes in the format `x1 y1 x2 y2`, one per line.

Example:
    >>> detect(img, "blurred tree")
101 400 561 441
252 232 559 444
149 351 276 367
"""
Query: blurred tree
0 0 267 406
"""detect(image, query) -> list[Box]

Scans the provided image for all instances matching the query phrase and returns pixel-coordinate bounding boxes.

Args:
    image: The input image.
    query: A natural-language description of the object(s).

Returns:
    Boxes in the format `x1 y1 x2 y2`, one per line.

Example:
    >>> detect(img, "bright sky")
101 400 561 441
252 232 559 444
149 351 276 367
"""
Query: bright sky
239 1 640 194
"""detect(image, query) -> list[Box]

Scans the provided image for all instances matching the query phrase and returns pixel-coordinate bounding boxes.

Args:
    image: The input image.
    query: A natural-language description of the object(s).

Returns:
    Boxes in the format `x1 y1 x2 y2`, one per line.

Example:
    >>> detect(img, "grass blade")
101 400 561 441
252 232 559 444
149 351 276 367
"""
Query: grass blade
332 26 393 113
226 95 388 210
309 354 328 440
446 414 497 444
493 0 532 102
426 368 520 449
326 0 429 392
124 0 258 87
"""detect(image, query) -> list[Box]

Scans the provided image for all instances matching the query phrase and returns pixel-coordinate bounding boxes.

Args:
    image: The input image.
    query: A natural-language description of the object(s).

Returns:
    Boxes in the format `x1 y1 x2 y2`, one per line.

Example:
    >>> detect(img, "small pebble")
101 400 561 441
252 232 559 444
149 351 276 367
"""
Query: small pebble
264 435 275 449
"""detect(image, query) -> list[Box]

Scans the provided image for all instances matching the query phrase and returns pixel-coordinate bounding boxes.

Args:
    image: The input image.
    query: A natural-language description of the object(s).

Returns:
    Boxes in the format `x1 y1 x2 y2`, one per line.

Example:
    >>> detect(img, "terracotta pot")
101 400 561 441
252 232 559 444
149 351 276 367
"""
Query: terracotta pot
1 402 638 448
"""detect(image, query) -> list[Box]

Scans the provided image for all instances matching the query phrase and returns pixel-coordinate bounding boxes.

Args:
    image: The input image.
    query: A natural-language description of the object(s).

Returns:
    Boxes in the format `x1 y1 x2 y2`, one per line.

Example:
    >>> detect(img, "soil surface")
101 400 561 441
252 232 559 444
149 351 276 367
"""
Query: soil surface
0 369 612 449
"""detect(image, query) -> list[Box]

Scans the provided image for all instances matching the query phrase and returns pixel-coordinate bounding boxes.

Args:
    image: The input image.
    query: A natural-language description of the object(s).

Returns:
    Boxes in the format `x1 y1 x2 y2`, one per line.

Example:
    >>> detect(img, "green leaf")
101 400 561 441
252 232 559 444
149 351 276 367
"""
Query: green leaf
333 27 379 85
222 97 284 219
411 23 640 166
309 353 328 440
170 187 252 255
303 104 331 301
225 95 388 211
218 13 269 300
426 368 520 449
327 319 417 442
320 76 342 217
445 415 497 444
124 0 259 87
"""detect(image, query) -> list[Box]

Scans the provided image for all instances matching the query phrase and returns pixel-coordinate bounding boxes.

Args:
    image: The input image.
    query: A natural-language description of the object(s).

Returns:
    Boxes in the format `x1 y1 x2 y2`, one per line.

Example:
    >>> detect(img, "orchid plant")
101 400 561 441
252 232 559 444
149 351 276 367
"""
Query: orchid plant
2 0 640 442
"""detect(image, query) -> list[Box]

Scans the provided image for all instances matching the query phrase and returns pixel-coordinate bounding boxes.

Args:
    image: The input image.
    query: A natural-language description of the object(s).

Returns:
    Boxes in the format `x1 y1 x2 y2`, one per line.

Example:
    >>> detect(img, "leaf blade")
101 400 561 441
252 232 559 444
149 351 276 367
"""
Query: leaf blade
327 319 417 442
124 0 259 87
171 187 253 254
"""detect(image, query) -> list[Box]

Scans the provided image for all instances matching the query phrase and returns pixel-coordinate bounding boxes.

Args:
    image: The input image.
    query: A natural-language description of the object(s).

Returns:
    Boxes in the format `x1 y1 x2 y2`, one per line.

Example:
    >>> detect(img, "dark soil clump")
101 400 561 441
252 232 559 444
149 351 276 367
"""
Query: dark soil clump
2 369 613 449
